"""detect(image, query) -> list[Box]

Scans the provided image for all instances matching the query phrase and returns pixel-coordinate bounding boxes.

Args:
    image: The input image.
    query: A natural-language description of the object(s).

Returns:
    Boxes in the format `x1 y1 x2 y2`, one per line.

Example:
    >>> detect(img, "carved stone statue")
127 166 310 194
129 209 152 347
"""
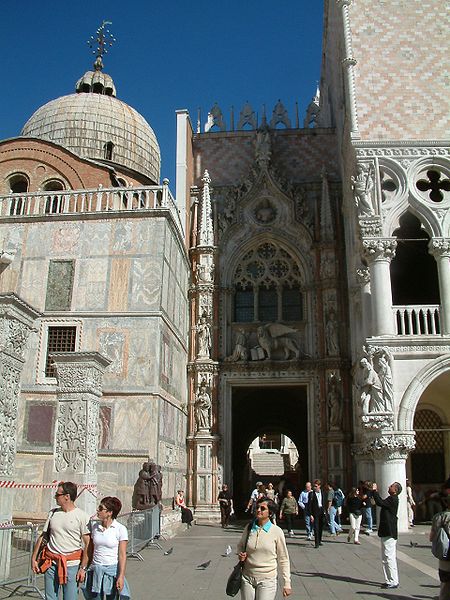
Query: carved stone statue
148 461 160 506
132 462 152 509
327 373 343 431
195 378 212 430
351 163 375 215
255 125 271 168
377 353 394 413
196 313 211 358
325 311 339 356
225 329 249 362
359 357 384 414
257 323 300 360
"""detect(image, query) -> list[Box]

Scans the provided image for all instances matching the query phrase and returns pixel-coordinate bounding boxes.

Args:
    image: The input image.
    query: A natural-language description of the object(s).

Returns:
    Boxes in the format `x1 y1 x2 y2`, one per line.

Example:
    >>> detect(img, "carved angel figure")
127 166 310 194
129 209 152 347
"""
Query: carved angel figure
256 323 300 360
196 313 211 358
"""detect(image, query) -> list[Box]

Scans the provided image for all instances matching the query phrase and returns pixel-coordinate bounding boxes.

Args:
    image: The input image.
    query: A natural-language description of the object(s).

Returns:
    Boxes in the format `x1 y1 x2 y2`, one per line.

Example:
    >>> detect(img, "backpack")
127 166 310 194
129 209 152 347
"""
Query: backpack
333 489 345 508
431 515 450 561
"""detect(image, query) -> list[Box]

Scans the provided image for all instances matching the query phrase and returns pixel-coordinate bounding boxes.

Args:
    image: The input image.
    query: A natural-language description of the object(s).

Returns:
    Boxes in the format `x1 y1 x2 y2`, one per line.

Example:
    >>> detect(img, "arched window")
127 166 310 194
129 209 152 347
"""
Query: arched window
411 409 445 484
104 141 114 161
233 243 303 323
391 212 439 305
43 180 65 214
8 173 29 215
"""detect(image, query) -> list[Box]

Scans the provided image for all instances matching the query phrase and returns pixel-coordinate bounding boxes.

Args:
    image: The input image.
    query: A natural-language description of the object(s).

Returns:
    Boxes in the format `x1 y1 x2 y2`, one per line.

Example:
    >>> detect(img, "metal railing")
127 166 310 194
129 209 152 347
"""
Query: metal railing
394 304 441 335
0 523 44 598
116 505 162 561
0 183 184 236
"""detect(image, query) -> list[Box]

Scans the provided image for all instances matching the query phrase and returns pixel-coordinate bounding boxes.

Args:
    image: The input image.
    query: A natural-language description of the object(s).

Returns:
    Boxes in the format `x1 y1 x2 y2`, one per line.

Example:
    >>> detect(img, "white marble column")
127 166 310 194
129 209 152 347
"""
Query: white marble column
51 352 110 516
0 293 40 579
429 238 450 334
362 238 397 336
370 433 415 533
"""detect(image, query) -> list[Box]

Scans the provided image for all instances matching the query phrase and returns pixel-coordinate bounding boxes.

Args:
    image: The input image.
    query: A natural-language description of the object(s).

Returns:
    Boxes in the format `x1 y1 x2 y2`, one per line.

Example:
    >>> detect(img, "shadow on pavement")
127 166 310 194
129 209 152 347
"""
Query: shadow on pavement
356 592 433 600
293 571 380 587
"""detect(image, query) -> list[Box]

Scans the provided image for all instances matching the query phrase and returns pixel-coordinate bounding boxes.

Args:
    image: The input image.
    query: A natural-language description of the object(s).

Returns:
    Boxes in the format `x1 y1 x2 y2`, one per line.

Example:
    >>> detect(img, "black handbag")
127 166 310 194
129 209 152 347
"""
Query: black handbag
226 523 251 597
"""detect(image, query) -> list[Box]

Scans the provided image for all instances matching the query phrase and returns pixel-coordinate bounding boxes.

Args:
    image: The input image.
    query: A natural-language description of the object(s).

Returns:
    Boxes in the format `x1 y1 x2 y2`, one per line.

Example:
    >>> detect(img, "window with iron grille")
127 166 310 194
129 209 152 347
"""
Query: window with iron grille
45 326 77 377
411 409 445 484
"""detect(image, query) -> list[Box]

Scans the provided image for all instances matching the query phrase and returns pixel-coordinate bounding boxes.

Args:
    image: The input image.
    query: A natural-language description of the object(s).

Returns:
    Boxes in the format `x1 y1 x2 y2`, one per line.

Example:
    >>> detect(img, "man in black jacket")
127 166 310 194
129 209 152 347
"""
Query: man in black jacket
307 479 328 548
372 481 402 589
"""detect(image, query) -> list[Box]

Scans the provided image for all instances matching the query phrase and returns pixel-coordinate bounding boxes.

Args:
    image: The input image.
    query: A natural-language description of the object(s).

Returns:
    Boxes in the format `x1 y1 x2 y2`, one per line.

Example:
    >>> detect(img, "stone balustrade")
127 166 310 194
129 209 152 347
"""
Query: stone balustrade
0 182 184 234
394 304 441 335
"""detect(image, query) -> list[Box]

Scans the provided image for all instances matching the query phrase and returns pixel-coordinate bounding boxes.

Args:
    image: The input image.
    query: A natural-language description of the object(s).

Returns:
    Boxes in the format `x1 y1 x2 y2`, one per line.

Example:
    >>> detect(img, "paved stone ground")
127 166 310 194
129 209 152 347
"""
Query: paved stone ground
0 523 441 599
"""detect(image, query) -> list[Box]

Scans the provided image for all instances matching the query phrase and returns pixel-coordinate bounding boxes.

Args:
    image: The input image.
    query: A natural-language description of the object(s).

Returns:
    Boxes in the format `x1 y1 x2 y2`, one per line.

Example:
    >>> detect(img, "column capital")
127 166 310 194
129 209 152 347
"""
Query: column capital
428 237 450 258
362 238 397 263
359 432 415 461
51 351 111 397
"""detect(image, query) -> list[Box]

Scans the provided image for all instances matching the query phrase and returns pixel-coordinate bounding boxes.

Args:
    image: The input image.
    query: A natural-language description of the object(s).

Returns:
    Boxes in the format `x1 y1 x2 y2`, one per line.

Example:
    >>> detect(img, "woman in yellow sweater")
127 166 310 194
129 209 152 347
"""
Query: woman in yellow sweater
237 497 292 599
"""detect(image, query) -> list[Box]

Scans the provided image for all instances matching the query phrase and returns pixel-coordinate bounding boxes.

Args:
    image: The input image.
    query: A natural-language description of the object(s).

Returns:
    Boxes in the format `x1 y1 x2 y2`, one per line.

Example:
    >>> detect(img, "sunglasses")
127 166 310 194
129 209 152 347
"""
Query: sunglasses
54 492 66 497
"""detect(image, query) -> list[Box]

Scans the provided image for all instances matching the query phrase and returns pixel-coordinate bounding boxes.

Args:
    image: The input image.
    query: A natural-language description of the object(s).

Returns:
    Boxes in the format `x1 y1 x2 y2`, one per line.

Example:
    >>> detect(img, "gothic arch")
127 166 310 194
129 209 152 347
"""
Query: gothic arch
383 197 441 239
397 354 450 431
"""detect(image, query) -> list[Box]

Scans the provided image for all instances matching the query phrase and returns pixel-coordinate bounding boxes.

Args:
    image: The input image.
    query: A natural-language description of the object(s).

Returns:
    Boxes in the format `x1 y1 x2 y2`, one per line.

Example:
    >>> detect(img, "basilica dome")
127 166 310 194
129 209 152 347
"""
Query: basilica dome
21 64 160 184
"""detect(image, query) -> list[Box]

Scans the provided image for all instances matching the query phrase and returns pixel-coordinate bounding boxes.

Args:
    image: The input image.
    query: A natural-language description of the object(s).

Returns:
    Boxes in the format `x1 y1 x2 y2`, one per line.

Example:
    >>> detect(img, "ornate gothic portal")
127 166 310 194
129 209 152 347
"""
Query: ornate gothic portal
188 124 350 521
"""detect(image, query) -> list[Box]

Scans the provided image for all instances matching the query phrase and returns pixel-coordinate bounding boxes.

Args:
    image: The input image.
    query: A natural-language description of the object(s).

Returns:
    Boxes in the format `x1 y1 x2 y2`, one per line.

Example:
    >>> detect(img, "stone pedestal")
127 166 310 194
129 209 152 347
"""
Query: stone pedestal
51 352 111 516
192 431 221 522
0 293 40 580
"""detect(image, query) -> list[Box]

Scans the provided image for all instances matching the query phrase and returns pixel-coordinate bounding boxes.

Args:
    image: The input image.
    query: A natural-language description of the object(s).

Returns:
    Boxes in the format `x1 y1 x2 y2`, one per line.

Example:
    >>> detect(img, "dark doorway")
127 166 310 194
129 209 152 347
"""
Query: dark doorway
231 386 308 514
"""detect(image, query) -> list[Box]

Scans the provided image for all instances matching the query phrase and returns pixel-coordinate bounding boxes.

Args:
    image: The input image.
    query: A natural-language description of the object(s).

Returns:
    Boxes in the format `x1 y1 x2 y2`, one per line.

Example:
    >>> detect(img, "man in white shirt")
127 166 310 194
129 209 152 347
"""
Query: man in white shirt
31 481 90 600
298 482 313 540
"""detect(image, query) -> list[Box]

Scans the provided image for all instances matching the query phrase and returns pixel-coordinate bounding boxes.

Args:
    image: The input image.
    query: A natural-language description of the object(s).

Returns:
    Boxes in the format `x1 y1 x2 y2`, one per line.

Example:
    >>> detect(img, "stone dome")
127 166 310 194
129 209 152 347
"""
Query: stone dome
21 69 160 183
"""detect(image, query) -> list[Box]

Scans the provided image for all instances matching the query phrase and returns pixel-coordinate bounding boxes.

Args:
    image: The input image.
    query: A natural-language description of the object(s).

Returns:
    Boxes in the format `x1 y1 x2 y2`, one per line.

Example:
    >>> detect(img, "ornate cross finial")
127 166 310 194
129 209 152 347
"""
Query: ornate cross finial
87 21 116 71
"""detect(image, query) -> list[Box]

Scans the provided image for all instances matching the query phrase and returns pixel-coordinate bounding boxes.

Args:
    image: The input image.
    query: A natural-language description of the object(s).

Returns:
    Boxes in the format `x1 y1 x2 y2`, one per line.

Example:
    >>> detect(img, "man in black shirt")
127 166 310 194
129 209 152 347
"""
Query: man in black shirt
372 481 402 589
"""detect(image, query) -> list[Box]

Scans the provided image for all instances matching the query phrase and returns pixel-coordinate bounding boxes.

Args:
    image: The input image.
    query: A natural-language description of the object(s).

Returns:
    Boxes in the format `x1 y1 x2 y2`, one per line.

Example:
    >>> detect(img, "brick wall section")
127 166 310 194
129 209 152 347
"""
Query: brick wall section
193 128 339 186
348 0 450 140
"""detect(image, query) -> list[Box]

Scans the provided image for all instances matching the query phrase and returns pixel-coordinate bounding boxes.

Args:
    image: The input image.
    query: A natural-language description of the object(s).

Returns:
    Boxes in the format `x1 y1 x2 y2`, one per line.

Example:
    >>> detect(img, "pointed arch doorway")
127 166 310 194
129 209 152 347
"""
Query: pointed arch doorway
230 385 309 513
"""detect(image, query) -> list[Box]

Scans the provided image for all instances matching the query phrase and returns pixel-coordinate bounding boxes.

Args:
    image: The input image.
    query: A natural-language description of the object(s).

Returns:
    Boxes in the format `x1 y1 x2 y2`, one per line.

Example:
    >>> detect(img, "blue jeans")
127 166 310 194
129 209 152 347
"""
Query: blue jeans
363 506 373 530
328 506 342 534
44 563 79 600
304 510 312 535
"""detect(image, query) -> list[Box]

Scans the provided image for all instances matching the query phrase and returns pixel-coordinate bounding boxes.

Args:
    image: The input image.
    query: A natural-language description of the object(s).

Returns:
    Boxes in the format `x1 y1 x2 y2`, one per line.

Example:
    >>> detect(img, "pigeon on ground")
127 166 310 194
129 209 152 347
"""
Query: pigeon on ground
409 541 418 547
164 547 173 555
222 545 233 557
197 560 211 569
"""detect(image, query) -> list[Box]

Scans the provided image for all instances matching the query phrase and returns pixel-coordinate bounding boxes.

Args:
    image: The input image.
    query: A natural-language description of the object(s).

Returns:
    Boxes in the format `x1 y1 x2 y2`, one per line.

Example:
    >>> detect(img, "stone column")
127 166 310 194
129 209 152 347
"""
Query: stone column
368 433 415 533
429 239 450 334
0 293 40 579
362 238 397 336
51 352 111 516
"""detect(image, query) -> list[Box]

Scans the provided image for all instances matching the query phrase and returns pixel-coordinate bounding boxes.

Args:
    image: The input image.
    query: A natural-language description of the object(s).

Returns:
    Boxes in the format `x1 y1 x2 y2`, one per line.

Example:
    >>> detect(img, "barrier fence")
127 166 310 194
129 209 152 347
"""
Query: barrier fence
117 505 162 561
0 523 44 598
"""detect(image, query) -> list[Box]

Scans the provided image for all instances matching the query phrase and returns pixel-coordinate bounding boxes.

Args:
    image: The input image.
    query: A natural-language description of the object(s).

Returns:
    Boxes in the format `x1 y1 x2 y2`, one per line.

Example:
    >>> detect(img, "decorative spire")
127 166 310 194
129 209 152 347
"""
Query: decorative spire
198 170 214 246
87 21 116 72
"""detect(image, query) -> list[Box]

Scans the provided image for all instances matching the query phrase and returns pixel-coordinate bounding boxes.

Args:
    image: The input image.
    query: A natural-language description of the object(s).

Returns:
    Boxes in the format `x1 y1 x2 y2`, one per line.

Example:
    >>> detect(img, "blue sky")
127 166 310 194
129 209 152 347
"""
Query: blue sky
0 1 323 185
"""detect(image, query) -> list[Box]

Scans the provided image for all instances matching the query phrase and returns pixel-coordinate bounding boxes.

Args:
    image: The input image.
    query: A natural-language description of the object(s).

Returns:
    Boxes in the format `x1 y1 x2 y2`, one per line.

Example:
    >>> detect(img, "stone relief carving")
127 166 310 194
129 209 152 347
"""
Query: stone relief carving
351 162 375 216
195 262 215 284
356 266 370 286
195 378 212 430
98 331 125 375
360 434 416 459
55 400 86 472
327 371 343 431
254 198 277 224
255 124 272 169
224 329 249 362
256 323 300 360
320 251 336 279
54 364 103 395
0 365 21 476
0 319 31 360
